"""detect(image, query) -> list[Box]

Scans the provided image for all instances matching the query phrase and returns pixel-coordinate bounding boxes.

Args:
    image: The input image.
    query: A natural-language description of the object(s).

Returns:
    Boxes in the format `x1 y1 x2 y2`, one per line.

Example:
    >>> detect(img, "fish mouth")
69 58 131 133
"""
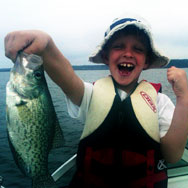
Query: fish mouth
117 63 135 75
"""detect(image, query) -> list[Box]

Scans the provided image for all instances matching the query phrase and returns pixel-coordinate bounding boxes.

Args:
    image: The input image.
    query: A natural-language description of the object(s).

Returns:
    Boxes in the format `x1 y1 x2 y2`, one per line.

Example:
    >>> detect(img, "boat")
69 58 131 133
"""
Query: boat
51 147 188 187
51 154 77 182
168 148 188 187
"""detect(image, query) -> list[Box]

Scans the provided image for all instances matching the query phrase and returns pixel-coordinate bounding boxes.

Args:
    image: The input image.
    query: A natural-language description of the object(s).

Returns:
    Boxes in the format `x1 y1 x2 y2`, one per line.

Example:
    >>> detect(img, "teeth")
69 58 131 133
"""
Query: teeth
119 63 134 67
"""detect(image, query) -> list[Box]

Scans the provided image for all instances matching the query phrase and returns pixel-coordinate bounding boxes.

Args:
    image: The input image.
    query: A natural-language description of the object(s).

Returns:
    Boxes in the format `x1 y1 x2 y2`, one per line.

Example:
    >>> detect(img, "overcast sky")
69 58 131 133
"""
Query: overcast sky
0 0 188 68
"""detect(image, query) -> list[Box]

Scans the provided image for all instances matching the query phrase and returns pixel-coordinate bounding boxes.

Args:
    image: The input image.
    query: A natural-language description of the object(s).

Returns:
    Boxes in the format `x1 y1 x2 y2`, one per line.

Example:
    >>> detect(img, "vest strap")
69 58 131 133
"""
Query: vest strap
80 76 115 139
131 80 160 142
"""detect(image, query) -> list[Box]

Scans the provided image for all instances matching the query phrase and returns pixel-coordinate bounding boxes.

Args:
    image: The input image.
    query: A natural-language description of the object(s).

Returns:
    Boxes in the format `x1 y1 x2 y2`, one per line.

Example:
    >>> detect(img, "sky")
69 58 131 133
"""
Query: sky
0 0 188 68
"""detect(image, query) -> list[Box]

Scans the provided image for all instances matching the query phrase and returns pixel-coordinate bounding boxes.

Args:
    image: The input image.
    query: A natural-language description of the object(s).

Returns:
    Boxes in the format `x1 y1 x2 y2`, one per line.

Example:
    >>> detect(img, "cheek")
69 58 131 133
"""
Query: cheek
108 62 116 75
108 53 120 66
137 54 147 66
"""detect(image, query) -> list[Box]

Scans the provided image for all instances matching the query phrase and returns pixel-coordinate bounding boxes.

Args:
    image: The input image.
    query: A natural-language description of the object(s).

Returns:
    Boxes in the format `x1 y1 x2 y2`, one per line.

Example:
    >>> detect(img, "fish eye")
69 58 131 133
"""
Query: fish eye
34 71 42 79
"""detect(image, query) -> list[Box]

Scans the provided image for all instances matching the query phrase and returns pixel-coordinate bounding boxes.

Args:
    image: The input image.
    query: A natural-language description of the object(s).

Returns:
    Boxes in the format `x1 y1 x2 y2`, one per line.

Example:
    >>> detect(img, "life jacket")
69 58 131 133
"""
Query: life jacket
69 76 168 188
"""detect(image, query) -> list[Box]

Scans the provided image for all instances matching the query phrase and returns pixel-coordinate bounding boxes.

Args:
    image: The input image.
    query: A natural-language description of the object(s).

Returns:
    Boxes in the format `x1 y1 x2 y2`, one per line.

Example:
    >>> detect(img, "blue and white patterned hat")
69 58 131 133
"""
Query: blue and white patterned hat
89 14 169 69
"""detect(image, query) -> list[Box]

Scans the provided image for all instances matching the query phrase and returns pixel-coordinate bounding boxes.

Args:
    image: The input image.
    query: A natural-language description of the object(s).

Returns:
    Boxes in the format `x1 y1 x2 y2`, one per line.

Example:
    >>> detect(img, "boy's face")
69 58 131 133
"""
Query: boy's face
104 34 148 93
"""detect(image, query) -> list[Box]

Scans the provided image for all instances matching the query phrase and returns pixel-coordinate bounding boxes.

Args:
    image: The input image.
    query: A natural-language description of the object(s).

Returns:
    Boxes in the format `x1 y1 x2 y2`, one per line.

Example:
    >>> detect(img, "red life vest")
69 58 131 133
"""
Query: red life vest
69 77 167 188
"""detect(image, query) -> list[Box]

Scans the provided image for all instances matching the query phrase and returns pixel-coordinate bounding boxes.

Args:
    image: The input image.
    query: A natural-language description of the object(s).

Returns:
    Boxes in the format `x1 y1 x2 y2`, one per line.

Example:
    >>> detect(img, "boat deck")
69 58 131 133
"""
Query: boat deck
168 146 188 187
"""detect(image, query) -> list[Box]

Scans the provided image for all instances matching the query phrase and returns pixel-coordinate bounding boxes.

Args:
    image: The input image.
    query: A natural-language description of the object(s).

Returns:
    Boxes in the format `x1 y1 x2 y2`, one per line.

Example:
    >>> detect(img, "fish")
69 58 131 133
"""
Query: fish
6 52 65 188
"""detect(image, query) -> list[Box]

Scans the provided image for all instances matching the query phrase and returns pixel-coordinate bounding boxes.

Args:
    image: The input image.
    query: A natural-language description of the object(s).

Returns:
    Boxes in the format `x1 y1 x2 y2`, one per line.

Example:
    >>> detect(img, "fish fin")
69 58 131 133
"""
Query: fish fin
51 119 65 149
32 174 58 188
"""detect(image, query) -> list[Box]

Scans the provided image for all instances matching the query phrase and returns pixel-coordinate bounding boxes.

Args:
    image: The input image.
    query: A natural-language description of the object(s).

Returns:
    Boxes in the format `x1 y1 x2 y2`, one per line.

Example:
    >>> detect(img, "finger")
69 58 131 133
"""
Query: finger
4 33 17 61
167 68 177 84
24 38 50 56
4 33 24 62
167 76 175 85
4 30 50 63
167 66 176 75
4 31 36 62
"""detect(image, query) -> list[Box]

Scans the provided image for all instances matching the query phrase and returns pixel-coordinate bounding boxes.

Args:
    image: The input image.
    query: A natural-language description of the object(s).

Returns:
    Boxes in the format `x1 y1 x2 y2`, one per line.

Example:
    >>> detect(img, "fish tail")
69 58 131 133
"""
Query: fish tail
32 174 58 188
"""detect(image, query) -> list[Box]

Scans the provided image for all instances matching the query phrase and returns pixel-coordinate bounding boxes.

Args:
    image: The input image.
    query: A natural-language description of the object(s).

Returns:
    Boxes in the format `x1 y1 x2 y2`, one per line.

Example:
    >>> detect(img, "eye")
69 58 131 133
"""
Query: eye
134 46 145 53
112 43 124 50
34 71 42 79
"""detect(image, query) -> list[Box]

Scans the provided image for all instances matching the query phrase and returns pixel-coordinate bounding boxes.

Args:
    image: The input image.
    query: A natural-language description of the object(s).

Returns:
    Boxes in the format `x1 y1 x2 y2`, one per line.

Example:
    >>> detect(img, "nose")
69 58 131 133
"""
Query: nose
122 47 133 58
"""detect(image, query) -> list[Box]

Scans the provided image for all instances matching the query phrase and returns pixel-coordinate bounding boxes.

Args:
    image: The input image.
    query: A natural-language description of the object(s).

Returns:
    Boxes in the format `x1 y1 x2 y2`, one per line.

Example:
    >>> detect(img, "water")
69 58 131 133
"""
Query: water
0 68 186 187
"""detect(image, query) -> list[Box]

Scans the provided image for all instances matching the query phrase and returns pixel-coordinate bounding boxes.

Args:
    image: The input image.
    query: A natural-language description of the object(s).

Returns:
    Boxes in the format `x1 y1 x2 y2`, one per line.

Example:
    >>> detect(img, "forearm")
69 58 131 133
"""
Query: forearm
41 37 84 106
161 97 188 163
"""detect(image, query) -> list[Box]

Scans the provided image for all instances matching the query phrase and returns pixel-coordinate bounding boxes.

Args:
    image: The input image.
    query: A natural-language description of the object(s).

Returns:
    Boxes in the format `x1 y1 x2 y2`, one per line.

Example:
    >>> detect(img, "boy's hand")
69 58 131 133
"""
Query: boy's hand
167 66 188 99
4 30 51 62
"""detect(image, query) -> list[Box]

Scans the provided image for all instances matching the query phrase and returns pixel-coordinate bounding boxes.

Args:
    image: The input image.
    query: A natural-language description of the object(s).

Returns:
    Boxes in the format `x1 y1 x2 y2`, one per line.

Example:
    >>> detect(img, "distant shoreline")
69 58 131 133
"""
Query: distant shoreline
0 59 188 72
0 68 11 72
0 65 109 72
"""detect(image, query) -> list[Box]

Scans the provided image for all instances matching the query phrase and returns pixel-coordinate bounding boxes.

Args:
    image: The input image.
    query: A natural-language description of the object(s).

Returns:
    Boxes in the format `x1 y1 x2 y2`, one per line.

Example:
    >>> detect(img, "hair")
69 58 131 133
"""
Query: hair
103 25 156 66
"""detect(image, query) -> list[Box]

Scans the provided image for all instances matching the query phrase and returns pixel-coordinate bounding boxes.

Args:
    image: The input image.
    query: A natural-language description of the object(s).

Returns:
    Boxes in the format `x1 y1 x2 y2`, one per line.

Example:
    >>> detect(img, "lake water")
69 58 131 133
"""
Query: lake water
0 68 186 187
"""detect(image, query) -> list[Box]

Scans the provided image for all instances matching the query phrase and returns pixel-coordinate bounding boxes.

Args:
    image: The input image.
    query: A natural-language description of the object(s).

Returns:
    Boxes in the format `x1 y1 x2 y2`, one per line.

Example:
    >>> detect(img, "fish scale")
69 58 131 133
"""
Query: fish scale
6 52 64 188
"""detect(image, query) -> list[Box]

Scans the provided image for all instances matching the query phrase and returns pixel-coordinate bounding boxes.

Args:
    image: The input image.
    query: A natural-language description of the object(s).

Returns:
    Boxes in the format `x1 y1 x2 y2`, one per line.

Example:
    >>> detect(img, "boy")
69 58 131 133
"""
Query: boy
4 14 188 187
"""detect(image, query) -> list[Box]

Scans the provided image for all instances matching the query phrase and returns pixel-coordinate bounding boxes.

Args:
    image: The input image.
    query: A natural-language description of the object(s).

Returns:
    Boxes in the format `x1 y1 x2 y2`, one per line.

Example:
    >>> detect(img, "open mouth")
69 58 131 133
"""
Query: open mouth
118 63 135 75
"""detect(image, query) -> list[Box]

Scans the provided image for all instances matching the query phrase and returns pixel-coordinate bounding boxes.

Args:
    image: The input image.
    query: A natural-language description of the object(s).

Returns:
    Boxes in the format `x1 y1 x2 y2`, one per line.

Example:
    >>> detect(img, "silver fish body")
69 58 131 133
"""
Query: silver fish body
6 52 64 188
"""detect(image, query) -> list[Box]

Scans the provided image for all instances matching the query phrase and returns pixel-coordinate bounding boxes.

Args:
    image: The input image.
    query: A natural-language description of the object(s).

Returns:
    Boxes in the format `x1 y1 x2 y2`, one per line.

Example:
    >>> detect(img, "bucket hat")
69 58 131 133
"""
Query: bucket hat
89 13 169 69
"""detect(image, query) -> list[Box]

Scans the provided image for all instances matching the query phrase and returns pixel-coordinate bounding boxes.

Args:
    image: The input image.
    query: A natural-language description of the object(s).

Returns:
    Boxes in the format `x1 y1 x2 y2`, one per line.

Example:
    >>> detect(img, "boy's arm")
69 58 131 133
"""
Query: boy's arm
161 66 188 163
4 30 84 106
41 37 84 106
